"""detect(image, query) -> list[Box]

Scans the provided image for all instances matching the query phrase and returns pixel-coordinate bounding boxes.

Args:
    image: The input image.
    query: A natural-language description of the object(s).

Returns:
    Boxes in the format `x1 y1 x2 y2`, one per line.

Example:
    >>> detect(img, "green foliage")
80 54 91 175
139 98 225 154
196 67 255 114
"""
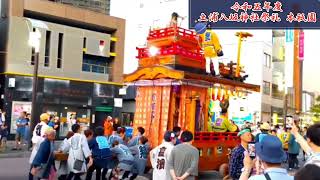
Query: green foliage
311 96 320 118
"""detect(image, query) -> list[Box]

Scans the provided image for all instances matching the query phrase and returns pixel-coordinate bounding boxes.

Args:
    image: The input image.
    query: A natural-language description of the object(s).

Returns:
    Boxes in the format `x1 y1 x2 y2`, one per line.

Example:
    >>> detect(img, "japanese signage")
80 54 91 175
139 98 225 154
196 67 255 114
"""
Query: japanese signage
189 0 320 29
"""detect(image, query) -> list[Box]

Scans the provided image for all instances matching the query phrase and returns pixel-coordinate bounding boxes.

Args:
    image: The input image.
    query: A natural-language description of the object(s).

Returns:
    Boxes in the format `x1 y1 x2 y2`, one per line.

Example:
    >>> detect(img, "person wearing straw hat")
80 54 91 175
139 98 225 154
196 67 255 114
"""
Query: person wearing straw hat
229 128 252 179
239 135 293 180
255 122 270 143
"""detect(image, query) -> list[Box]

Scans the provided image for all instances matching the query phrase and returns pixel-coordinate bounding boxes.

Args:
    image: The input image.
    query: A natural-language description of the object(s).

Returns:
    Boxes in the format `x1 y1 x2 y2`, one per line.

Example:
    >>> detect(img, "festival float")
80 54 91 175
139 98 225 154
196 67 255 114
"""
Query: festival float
124 25 260 172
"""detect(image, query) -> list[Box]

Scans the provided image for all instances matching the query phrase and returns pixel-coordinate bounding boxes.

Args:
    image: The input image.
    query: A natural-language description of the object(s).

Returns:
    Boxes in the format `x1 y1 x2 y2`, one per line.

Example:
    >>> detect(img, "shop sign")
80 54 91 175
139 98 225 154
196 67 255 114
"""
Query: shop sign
114 98 123 107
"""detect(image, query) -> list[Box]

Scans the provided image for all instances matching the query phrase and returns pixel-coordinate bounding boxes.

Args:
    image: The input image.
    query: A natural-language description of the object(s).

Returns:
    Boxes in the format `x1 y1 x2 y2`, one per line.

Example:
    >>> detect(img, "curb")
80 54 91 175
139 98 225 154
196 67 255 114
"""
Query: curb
0 151 31 158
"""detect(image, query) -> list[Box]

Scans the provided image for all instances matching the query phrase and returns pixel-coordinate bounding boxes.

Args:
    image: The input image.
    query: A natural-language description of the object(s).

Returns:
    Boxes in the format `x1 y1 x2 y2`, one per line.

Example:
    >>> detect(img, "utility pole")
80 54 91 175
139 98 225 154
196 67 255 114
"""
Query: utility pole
29 52 39 149
28 28 41 149
283 91 288 127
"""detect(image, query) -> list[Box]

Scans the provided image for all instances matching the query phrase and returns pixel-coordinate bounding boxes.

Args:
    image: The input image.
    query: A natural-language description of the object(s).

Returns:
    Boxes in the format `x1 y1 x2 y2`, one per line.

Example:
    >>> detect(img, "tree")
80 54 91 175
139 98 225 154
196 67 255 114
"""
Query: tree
311 96 320 118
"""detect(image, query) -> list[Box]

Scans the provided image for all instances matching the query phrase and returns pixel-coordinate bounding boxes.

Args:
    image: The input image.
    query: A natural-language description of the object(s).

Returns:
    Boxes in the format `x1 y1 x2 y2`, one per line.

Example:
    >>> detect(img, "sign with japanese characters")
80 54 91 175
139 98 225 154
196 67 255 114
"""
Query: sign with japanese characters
189 0 320 29
299 30 304 60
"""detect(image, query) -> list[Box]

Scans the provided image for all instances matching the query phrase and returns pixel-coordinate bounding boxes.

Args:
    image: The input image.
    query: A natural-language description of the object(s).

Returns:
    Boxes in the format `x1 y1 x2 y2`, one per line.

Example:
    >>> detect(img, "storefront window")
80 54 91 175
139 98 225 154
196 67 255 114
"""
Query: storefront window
263 81 271 95
42 105 90 138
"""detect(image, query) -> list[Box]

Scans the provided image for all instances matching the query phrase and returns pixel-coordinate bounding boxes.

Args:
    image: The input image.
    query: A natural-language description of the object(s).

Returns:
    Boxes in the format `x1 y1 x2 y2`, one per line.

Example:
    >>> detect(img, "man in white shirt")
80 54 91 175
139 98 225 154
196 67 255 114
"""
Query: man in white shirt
28 113 50 180
291 123 320 167
150 131 176 180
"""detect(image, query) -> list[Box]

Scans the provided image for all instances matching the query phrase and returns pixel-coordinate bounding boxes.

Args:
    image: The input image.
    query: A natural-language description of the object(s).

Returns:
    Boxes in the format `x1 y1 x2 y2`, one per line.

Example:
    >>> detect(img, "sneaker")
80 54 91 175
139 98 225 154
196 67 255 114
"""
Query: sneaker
288 168 293 171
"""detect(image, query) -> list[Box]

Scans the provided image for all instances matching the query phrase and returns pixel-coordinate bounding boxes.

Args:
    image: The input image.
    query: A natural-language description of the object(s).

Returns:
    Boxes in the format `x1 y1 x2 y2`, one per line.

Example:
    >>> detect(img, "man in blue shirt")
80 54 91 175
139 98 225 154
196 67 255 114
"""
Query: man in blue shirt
86 126 113 180
14 111 27 150
240 135 293 180
109 126 125 145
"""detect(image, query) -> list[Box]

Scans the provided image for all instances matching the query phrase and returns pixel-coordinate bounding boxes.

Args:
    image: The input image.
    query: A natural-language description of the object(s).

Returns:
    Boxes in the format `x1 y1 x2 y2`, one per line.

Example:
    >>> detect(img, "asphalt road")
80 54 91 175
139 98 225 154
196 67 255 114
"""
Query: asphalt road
0 156 223 180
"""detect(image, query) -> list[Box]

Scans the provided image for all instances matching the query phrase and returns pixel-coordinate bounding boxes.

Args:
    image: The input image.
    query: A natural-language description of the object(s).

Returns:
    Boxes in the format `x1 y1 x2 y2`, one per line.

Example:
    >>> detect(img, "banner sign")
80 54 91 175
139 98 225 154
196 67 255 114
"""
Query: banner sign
299 30 304 60
189 0 320 29
286 29 294 42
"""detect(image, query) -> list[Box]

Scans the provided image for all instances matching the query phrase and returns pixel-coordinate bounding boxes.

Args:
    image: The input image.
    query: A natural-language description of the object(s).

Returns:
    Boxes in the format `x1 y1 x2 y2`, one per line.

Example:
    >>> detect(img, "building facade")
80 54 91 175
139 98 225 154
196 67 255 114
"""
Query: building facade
0 0 125 138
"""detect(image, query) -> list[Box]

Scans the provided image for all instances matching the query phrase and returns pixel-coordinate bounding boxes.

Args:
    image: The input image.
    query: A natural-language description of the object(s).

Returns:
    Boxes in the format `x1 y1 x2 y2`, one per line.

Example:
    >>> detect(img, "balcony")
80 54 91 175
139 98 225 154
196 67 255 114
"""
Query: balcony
82 63 108 74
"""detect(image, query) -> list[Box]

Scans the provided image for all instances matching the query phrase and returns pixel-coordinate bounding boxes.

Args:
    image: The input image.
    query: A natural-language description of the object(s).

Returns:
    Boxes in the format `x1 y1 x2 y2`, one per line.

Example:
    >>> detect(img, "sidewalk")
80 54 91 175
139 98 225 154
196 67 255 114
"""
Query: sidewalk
0 141 31 158
0 141 62 158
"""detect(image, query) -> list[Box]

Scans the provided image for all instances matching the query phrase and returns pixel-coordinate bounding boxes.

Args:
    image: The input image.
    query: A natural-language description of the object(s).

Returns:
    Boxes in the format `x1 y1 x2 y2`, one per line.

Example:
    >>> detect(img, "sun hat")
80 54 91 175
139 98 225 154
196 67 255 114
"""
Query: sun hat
260 122 271 130
255 135 287 163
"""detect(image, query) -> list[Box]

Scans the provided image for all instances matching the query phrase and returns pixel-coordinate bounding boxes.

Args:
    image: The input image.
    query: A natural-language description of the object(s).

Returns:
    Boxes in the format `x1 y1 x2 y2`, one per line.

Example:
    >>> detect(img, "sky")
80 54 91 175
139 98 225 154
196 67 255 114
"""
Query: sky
110 0 320 94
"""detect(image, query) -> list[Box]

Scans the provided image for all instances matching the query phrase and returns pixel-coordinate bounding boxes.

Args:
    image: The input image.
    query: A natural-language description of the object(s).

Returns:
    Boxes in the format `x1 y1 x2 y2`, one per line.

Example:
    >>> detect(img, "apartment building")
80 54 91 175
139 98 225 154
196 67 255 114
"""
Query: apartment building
0 0 125 138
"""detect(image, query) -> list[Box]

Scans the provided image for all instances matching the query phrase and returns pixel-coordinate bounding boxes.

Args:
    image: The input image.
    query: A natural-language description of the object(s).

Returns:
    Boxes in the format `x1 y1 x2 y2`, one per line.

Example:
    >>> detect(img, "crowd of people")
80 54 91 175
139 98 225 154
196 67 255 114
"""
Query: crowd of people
5 108 320 180
226 120 320 180
28 113 200 180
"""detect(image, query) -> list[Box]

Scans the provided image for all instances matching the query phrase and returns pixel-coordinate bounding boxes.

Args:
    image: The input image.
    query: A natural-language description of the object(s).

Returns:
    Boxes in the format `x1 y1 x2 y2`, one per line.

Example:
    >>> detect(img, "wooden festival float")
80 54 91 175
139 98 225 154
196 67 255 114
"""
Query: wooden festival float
124 26 260 171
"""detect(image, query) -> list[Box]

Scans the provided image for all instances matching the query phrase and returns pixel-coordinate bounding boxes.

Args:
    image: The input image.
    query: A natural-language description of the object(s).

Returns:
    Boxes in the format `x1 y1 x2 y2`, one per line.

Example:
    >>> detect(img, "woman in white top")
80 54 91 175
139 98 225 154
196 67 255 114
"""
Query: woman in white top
62 124 93 180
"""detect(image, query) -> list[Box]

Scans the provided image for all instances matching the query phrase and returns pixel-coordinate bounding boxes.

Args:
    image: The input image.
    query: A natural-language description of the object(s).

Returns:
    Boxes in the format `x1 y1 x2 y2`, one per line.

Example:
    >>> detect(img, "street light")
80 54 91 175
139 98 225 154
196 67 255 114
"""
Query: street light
148 46 159 56
28 28 41 149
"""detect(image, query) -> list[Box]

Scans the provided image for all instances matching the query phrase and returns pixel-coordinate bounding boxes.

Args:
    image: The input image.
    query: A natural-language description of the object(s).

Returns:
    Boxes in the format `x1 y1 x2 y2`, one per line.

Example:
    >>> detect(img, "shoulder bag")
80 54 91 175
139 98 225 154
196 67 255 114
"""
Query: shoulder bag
72 135 85 171
34 143 54 179
264 173 272 180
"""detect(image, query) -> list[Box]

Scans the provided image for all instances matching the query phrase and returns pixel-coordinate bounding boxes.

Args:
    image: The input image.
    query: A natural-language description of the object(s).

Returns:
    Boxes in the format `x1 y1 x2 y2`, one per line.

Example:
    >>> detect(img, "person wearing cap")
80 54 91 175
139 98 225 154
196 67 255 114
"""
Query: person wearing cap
255 122 270 143
239 135 293 180
29 113 50 180
168 130 199 180
150 131 176 180
104 116 113 137
229 128 252 179
194 22 223 76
